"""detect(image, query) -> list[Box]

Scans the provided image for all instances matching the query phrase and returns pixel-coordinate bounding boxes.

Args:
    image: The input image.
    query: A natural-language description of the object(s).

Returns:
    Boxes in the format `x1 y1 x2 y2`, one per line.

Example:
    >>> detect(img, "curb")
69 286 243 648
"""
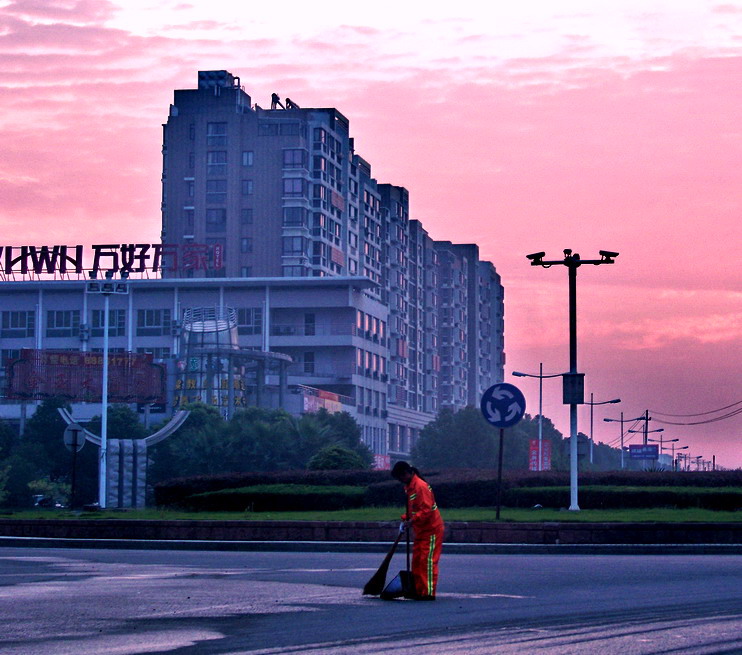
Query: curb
1 536 740 555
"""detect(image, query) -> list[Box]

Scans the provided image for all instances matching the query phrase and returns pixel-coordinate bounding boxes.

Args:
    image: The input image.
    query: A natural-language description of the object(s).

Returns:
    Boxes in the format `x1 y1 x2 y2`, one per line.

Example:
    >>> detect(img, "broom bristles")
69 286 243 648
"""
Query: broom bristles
362 530 404 596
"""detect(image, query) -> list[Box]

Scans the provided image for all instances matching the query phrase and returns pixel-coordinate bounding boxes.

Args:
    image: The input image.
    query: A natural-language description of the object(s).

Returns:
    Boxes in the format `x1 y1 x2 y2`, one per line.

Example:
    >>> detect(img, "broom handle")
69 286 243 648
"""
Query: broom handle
406 495 411 573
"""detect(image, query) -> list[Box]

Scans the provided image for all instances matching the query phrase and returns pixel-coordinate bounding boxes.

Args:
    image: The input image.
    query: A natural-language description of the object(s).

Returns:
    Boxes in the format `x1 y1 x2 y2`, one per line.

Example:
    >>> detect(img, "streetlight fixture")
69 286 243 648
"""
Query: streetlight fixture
663 443 687 471
512 364 564 471
650 436 677 470
527 248 619 510
693 454 703 471
585 394 620 464
604 413 648 469
86 269 129 508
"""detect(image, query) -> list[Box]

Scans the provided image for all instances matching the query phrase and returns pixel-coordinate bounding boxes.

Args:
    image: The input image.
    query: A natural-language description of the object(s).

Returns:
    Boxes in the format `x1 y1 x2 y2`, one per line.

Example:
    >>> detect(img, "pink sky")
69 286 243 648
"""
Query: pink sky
1 0 740 467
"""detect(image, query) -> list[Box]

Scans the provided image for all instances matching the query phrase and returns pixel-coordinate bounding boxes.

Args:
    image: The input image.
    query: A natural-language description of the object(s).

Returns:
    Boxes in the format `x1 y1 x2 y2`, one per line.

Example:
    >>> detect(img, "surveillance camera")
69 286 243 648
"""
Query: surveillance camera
599 250 619 259
563 248 572 256
526 252 545 261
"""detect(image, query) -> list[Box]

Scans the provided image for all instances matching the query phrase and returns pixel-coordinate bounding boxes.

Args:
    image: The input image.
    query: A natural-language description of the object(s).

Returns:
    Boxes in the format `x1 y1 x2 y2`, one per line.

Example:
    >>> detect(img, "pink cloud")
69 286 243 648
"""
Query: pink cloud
3 0 116 24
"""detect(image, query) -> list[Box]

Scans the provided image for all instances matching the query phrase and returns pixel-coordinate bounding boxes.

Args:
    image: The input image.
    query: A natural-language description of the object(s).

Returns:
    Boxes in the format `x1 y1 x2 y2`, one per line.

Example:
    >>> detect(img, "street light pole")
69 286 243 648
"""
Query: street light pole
100 291 110 507
587 394 621 464
527 248 619 510
604 413 646 470
513 365 563 472
86 270 128 509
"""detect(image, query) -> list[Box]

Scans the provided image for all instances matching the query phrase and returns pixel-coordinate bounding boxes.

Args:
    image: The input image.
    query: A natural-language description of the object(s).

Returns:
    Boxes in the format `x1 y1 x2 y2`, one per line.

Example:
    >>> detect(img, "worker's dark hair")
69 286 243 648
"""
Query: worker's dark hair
391 460 424 481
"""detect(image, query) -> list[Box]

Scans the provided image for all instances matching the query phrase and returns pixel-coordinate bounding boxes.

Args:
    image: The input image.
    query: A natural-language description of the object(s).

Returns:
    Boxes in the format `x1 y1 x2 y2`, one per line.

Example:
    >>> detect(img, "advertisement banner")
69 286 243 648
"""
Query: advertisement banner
7 349 165 403
629 444 659 460
529 438 553 471
529 438 539 471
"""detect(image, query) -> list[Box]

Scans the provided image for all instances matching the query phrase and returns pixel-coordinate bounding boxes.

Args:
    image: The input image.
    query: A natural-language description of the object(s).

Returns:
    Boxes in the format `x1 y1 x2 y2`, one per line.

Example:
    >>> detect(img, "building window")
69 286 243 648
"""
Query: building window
206 122 227 146
303 351 315 374
189 124 195 140
1 310 35 338
240 237 253 253
188 152 195 169
282 236 306 256
46 310 80 337
282 265 307 277
283 149 307 168
241 208 253 224
240 266 252 277
183 207 194 229
91 309 126 337
136 346 171 360
283 206 307 226
206 179 227 204
237 307 262 335
186 180 194 197
241 179 253 196
205 208 227 232
242 150 254 166
207 151 227 175
280 122 301 136
283 178 306 198
258 122 279 136
136 309 172 336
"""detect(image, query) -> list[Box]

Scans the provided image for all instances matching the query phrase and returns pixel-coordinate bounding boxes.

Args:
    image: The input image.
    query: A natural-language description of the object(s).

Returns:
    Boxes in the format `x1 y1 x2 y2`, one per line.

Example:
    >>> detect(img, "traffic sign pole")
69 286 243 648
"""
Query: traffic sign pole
496 428 504 520
480 383 526 521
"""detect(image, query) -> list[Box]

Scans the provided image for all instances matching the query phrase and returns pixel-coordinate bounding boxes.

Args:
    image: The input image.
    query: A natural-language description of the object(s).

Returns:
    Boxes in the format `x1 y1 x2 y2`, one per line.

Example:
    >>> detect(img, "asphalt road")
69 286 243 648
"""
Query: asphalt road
0 547 741 654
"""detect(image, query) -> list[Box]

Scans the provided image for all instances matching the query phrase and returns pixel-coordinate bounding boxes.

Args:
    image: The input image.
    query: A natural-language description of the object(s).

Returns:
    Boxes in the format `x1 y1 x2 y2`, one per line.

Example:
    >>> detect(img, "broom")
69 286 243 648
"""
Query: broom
362 528 405 596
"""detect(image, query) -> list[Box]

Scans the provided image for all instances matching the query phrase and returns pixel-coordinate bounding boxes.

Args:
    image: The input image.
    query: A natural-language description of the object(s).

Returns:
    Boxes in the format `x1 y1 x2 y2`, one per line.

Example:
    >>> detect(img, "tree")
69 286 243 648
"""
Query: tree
413 407 497 469
311 409 373 467
0 420 16 460
85 404 149 441
308 444 368 470
148 403 228 483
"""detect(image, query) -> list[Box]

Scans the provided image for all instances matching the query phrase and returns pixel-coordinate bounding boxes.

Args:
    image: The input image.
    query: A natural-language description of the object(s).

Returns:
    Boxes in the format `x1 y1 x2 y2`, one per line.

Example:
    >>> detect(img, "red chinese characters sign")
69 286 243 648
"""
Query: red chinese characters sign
7 349 165 403
0 243 224 276
528 438 552 471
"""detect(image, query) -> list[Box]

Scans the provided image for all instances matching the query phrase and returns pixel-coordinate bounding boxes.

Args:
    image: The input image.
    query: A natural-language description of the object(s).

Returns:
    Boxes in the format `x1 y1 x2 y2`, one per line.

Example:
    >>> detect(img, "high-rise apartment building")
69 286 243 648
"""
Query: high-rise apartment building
158 70 505 460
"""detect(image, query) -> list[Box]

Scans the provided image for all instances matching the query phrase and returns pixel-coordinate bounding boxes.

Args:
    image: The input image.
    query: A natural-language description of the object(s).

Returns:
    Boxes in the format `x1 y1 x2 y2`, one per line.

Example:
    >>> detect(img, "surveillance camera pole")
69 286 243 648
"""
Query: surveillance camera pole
527 249 618 510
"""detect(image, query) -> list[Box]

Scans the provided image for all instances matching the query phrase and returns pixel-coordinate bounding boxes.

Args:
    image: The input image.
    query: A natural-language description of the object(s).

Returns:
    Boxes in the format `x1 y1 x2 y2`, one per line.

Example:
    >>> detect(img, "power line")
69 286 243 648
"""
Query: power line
653 406 742 426
649 399 742 418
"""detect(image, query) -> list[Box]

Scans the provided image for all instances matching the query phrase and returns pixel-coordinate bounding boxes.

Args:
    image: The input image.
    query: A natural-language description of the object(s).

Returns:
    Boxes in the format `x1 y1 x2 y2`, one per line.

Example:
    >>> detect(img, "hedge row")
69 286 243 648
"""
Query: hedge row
504 486 742 511
154 469 742 510
183 484 366 512
154 470 389 507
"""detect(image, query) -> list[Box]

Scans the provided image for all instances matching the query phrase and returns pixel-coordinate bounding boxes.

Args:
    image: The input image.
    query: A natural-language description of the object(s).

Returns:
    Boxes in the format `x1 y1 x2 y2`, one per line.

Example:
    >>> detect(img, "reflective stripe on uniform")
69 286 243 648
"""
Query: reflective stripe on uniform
427 534 436 596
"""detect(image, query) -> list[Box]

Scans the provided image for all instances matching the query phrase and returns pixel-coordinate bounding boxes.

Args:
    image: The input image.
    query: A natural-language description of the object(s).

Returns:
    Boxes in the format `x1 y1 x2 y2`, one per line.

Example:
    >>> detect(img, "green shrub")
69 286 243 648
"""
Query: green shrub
155 469 388 508
504 486 742 511
184 484 366 512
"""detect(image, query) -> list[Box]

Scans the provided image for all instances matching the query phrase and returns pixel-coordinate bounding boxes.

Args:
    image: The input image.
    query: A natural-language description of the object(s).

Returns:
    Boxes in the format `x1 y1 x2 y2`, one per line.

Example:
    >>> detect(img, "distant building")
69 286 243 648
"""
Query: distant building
0 70 504 467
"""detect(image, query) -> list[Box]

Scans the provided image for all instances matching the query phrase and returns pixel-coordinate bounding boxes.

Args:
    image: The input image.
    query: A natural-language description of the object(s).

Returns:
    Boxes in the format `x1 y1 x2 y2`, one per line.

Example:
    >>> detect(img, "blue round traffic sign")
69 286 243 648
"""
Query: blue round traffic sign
480 383 526 428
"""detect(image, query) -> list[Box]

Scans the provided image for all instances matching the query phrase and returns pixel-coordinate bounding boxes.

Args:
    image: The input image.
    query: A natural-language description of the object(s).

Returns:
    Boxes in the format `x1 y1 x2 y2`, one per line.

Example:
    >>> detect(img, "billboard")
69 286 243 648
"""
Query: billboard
629 444 659 460
7 349 165 403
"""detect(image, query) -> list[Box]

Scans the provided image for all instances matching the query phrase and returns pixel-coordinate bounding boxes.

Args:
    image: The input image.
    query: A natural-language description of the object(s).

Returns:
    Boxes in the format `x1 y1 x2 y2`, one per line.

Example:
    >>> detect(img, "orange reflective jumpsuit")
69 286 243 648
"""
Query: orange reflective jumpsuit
402 473 444 598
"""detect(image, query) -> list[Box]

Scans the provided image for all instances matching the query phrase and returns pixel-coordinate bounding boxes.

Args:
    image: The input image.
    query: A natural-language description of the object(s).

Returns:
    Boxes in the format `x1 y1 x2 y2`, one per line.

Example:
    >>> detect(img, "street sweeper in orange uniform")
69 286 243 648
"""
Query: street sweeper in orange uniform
391 461 444 600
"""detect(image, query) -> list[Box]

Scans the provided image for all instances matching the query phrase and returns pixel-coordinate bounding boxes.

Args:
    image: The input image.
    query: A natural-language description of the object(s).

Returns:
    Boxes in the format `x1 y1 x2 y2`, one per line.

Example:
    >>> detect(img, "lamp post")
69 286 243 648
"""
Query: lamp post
527 248 618 510
650 436 677 470
512 364 564 471
604 413 647 469
86 270 129 508
663 443 687 471
586 394 620 464
694 455 703 471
